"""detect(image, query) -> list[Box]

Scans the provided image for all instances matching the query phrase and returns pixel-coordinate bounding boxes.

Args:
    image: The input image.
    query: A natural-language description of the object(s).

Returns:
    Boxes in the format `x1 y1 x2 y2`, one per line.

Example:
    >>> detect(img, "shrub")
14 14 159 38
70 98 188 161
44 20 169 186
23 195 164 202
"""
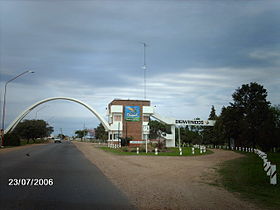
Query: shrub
120 137 133 146
155 140 166 150
3 133 20 146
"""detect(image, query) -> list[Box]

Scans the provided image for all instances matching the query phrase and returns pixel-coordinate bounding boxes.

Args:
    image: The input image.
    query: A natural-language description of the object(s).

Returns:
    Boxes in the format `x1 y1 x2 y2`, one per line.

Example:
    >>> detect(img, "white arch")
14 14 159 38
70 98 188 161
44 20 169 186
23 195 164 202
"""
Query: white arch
4 97 111 134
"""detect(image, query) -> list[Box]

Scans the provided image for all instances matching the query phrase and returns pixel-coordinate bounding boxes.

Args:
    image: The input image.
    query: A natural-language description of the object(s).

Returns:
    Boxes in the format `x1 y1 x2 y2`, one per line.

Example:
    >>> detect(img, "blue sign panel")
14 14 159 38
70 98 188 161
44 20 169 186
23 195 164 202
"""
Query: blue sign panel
125 106 140 121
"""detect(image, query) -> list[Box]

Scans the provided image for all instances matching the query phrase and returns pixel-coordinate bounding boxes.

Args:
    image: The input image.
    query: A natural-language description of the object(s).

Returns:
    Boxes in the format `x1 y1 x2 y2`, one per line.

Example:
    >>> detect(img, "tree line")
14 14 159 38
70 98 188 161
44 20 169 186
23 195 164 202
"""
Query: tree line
173 82 279 152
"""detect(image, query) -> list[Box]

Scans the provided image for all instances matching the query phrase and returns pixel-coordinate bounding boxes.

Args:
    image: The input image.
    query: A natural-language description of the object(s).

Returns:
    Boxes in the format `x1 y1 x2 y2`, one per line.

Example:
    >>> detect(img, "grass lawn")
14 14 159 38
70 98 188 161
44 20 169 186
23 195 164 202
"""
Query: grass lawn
219 151 280 209
98 146 213 156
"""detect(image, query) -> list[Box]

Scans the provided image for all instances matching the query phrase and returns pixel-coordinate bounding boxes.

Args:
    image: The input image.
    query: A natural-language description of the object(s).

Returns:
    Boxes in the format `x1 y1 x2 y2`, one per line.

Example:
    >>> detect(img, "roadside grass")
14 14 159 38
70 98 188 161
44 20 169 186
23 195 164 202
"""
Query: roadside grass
0 139 50 149
98 146 213 156
219 151 280 209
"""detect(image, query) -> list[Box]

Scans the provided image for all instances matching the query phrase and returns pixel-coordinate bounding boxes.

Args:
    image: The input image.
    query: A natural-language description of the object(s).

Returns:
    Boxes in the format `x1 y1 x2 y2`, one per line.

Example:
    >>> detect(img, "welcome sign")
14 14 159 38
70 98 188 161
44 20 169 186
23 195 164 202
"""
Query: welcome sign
125 106 140 121
175 120 216 126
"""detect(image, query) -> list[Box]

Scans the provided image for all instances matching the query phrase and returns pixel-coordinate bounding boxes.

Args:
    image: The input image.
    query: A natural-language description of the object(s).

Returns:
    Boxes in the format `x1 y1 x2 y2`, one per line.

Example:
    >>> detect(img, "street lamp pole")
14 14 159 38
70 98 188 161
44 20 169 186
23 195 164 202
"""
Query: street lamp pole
1 70 34 146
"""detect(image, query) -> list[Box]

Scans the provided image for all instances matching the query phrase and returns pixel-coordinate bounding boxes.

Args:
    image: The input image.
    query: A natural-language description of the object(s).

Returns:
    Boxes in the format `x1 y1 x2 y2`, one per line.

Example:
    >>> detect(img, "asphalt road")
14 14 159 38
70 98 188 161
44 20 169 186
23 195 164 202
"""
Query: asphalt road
0 142 135 210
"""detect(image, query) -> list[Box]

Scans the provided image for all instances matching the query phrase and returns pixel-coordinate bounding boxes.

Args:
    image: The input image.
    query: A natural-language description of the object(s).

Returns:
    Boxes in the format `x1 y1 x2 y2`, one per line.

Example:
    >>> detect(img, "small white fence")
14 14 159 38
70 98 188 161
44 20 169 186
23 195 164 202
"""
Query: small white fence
107 143 121 148
255 149 277 185
206 145 277 185
193 145 207 154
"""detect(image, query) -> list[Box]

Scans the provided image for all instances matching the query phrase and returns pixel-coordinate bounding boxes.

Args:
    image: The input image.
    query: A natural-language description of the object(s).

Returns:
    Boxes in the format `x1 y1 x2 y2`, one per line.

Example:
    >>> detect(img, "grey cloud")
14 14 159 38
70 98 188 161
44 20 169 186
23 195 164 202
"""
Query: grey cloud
1 0 280 135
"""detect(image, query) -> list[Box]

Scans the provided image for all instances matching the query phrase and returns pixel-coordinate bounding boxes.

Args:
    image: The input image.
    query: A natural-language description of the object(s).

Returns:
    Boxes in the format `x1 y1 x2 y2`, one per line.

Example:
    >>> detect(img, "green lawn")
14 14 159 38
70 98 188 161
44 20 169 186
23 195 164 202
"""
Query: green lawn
219 151 280 209
98 146 213 156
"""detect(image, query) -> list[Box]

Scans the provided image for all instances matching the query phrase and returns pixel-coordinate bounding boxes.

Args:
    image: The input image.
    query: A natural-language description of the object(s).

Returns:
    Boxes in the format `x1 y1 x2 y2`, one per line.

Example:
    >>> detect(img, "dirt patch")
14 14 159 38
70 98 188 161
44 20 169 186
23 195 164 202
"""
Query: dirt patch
74 142 261 210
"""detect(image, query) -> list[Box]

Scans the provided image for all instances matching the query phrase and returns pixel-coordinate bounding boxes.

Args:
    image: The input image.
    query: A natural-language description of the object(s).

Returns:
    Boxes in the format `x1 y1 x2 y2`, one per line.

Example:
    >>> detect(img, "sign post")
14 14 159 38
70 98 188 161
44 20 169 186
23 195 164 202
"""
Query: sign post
178 126 181 149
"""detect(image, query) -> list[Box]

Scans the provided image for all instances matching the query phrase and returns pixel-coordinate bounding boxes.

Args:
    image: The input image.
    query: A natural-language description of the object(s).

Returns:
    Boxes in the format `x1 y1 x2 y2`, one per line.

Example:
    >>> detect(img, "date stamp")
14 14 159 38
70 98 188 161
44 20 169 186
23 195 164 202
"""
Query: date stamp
8 178 54 186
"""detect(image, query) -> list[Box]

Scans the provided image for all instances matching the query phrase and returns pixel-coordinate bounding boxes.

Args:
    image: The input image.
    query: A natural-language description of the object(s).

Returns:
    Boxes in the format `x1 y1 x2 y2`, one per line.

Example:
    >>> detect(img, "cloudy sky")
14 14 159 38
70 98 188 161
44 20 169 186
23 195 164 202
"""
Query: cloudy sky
1 0 280 136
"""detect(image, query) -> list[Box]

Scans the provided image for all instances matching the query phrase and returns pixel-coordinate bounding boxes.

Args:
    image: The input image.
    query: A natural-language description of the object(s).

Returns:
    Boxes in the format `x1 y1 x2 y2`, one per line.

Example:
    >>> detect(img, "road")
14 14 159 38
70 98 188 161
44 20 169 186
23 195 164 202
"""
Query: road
0 141 135 210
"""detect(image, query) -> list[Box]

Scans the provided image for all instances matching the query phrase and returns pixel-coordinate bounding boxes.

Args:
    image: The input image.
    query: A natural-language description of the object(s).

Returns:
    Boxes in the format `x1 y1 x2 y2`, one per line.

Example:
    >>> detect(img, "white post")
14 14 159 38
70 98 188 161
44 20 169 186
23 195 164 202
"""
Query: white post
155 148 158 155
179 148 182 156
145 135 148 154
264 162 271 176
263 158 267 167
137 147 139 155
270 165 277 185
192 147 195 155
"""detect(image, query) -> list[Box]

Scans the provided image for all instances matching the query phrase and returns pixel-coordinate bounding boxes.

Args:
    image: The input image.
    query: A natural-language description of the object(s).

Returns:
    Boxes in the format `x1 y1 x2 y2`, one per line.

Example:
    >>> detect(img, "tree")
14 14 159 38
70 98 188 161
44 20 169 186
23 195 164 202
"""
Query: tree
212 82 275 150
273 105 280 149
94 123 108 141
230 82 271 149
218 106 241 147
266 105 280 149
75 129 88 140
149 120 171 140
202 106 218 144
175 125 203 145
14 119 53 143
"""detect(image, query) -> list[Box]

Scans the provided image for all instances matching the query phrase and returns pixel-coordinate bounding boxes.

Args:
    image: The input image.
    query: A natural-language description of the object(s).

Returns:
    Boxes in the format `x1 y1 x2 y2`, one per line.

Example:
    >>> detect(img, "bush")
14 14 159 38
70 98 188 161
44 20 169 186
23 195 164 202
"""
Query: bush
120 137 132 146
3 133 20 146
155 140 166 150
139 146 146 152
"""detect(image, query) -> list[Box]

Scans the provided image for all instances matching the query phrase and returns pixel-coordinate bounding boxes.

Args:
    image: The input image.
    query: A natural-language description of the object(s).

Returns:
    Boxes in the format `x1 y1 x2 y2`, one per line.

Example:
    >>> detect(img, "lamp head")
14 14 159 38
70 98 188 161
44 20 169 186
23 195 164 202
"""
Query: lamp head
28 70 35 73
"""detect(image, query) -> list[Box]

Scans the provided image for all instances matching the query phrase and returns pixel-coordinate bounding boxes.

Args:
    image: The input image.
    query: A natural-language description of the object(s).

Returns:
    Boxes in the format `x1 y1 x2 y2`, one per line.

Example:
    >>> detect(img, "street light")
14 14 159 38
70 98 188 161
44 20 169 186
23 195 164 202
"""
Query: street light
1 70 34 146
